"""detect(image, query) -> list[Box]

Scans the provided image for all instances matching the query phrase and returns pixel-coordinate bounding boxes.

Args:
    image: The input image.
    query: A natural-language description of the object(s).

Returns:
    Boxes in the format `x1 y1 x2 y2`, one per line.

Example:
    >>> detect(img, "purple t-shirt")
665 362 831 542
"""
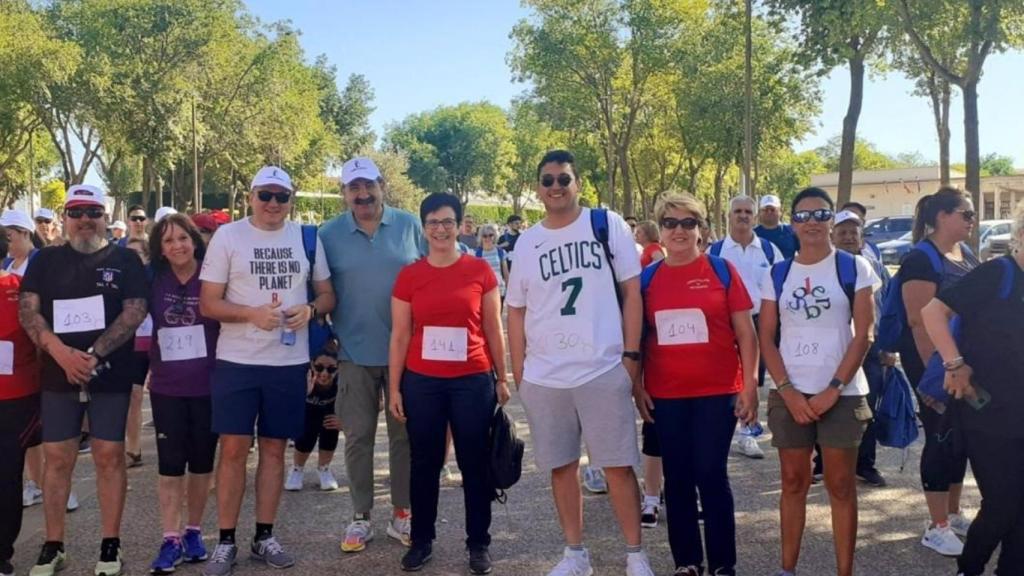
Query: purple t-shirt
148 266 219 397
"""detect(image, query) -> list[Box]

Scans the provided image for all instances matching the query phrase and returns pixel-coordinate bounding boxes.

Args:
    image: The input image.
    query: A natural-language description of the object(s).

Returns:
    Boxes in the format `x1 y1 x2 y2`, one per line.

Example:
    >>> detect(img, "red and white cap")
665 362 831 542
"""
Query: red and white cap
65 184 107 208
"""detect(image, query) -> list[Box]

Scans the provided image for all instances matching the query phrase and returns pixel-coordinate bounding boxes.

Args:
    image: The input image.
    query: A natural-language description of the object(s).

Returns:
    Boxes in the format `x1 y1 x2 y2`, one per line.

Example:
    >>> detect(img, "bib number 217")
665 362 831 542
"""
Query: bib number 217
560 277 583 316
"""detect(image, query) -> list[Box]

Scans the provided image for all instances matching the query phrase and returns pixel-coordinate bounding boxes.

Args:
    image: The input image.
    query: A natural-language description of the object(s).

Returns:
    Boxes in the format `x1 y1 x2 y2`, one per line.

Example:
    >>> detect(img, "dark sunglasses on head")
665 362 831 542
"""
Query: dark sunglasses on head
660 217 701 230
540 173 573 188
955 209 976 222
791 208 834 223
66 206 105 220
35 218 52 224
312 364 338 374
130 215 147 222
257 190 291 204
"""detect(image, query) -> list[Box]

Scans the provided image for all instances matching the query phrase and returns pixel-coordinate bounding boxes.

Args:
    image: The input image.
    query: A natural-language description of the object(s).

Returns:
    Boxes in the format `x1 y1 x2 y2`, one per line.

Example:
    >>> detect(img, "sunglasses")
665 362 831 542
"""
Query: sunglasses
540 173 573 188
130 215 147 222
256 190 291 204
791 209 834 223
35 218 52 224
660 217 701 230
732 209 754 215
66 207 106 220
482 233 495 238
312 364 338 374
954 209 976 222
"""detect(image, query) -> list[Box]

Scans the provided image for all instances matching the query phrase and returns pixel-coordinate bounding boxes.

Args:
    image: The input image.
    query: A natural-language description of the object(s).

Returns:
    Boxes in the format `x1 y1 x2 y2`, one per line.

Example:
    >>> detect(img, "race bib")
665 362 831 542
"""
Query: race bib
654 309 710 345
422 326 468 362
0 341 13 375
158 325 208 362
785 327 842 367
135 314 153 337
53 295 106 334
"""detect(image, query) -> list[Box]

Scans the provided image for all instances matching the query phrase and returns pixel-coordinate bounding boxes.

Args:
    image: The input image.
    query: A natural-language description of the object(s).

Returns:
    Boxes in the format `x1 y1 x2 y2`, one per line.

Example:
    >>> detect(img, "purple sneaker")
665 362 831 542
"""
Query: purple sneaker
183 529 208 563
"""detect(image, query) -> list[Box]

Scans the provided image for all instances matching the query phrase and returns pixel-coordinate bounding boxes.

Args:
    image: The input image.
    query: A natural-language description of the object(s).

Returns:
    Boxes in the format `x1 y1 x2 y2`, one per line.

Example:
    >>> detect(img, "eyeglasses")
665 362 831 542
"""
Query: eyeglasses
660 217 701 230
791 209 834 223
732 209 754 215
955 209 976 222
35 218 52 224
312 364 338 374
425 218 458 230
256 190 291 204
540 173 573 188
129 215 147 223
482 233 495 238
66 207 105 220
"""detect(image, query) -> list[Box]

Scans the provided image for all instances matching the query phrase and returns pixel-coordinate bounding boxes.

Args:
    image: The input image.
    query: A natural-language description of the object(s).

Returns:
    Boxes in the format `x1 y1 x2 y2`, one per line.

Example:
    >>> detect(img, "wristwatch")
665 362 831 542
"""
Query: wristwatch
828 378 846 392
622 351 641 362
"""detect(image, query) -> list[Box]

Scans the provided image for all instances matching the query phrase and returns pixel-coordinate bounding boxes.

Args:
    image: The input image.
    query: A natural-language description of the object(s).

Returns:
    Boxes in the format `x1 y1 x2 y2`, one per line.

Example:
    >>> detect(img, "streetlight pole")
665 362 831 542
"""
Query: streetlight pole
742 0 754 198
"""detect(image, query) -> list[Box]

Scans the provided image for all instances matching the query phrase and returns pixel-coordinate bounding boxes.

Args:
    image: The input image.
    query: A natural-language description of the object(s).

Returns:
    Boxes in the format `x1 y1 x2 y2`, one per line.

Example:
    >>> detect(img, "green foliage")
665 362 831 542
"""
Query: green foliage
815 136 901 172
980 153 1016 176
39 179 66 209
313 56 375 161
760 149 825 207
506 99 567 213
463 205 545 227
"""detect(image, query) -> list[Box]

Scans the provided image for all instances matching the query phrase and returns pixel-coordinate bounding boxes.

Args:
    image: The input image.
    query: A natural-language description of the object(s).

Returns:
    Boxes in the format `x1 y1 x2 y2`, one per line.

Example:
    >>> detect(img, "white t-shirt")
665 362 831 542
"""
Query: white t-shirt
759 250 880 396
200 218 330 366
506 208 642 388
716 235 783 315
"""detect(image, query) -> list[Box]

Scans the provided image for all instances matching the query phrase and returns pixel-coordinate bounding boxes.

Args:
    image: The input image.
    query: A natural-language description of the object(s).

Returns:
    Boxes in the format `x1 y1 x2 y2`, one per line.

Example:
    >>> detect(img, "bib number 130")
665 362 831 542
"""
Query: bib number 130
560 277 583 316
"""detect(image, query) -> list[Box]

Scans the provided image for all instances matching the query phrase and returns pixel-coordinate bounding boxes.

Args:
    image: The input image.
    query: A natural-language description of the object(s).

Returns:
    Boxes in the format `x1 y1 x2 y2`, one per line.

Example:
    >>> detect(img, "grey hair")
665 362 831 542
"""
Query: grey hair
730 195 756 211
478 223 499 240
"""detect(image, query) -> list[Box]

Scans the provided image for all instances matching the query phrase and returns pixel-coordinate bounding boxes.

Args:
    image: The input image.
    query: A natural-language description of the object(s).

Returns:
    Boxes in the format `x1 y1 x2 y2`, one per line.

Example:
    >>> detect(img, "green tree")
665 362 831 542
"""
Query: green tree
313 56 376 161
980 153 1016 176
39 179 66 209
815 136 900 172
506 99 565 214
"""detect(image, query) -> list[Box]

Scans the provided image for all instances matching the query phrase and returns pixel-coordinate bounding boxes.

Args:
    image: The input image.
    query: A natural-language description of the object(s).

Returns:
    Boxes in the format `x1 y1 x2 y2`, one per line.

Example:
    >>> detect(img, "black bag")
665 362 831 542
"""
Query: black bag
489 405 524 503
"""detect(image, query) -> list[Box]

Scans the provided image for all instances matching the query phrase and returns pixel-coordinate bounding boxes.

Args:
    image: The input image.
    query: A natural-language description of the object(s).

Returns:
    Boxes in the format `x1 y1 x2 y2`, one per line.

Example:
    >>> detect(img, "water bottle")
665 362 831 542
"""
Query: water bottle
274 293 296 346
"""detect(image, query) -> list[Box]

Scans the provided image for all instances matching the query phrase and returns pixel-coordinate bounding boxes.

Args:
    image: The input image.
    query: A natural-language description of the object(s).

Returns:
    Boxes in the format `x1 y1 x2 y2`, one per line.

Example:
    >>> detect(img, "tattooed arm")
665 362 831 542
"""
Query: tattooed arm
19 291 95 384
91 297 148 358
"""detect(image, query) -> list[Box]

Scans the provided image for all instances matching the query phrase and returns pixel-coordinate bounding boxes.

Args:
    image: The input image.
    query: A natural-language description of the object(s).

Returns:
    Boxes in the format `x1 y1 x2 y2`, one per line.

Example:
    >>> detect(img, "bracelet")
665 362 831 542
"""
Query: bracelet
776 380 793 393
943 356 965 371
308 303 318 319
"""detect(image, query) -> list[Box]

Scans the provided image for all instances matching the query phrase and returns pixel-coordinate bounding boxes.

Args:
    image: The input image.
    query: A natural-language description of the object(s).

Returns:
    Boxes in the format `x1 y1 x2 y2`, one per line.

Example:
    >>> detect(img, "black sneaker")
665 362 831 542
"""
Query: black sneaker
468 547 492 575
857 468 887 487
400 544 432 572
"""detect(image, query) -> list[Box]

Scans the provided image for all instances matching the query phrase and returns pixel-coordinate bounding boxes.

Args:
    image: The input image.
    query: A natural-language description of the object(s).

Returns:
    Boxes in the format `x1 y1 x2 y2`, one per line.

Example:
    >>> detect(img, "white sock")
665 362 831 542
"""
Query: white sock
643 495 660 507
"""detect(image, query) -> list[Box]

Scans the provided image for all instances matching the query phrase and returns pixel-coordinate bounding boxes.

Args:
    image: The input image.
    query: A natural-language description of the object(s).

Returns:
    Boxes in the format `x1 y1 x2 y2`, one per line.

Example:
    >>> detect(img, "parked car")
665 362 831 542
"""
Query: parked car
878 231 914 267
864 216 914 244
980 219 1013 260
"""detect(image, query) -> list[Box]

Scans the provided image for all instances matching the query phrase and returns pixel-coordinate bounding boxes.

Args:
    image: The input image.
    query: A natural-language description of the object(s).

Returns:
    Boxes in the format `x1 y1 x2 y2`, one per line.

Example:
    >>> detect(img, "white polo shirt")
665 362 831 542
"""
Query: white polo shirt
715 234 783 316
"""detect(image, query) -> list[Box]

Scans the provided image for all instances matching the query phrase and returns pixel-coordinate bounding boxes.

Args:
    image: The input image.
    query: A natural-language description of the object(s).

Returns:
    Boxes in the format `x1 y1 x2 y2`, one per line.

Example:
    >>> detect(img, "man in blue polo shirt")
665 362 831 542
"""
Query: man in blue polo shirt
318 157 424 554
754 194 799 259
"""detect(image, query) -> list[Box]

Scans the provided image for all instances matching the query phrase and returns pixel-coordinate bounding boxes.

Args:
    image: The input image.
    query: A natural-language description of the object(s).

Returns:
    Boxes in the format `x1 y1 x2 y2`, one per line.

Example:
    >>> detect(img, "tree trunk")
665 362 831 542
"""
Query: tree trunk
837 51 866 208
713 164 727 238
619 145 633 217
938 81 951 185
963 80 981 250
141 156 152 212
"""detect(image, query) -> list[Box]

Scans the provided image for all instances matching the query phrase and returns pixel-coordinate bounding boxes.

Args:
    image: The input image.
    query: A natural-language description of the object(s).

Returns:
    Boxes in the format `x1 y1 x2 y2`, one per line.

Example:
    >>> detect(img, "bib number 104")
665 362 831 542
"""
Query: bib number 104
560 277 583 316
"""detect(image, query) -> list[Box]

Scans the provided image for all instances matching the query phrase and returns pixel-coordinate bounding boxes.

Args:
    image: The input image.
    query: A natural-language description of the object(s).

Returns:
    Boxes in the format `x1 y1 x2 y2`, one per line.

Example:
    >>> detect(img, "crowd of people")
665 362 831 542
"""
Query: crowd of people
1 148 1022 576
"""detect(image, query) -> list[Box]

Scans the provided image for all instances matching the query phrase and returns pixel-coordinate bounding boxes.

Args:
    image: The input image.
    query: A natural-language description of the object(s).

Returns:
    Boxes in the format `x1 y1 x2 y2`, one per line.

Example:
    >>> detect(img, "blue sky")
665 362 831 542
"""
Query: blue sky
251 0 1022 167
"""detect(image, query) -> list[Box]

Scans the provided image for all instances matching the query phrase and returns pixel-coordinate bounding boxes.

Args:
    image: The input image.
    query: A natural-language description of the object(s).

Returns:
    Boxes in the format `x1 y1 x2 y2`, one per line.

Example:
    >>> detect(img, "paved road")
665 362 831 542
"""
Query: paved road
14 390 983 575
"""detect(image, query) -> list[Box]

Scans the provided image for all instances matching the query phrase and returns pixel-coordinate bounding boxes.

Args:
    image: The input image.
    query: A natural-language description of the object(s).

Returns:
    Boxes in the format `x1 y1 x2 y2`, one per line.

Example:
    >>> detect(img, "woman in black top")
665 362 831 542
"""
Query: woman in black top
898 187 979 555
922 203 1024 576
284 347 341 492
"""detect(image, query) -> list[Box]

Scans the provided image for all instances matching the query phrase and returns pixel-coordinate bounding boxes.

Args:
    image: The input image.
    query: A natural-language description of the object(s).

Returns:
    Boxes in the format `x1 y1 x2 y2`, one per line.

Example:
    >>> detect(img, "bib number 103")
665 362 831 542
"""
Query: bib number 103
560 277 583 316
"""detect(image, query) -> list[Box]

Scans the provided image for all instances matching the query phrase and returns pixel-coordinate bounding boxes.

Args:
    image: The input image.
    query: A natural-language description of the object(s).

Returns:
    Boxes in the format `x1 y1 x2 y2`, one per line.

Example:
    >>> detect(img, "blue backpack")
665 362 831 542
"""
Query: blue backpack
589 208 623 307
770 250 859 312
876 241 974 352
709 238 776 267
301 224 336 357
640 256 733 294
474 246 506 261
875 365 919 450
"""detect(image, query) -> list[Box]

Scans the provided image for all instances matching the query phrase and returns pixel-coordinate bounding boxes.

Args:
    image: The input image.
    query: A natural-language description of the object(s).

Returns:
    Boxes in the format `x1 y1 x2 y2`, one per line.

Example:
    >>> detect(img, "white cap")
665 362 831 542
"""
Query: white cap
109 220 128 231
0 209 35 232
65 184 106 208
341 157 381 186
154 207 178 222
34 208 55 221
250 166 294 192
834 210 863 226
759 195 782 209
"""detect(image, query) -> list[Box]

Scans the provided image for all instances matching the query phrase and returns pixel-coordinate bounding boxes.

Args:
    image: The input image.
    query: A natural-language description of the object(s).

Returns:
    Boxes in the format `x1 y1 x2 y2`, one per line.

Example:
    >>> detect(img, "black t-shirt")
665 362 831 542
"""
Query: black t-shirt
896 240 979 383
20 243 148 393
305 379 338 418
499 231 520 252
939 257 1024 438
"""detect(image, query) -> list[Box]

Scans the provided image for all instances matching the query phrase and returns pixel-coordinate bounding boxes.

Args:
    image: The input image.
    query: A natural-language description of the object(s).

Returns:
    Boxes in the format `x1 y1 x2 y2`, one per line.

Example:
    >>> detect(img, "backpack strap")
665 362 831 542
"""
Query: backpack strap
1 257 11 270
914 240 945 276
760 239 776 265
997 256 1017 300
301 224 318 300
475 246 483 258
771 259 794 301
834 250 858 311
709 240 724 257
707 254 732 291
590 208 622 307
640 260 663 295
497 248 506 261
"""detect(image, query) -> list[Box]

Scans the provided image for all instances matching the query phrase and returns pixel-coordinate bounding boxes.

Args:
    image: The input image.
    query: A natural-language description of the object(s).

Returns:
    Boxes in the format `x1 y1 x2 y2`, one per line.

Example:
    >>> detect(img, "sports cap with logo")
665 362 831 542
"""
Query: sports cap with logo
65 184 107 208
341 157 382 186
251 165 294 192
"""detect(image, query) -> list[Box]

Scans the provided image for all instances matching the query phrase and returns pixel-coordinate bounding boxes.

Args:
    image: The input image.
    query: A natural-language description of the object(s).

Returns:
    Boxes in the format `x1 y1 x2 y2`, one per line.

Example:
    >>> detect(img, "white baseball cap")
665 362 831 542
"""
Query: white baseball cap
834 210 863 227
34 208 55 221
154 206 178 222
0 209 35 232
341 157 382 186
109 220 128 231
250 166 294 192
759 195 782 209
65 184 107 208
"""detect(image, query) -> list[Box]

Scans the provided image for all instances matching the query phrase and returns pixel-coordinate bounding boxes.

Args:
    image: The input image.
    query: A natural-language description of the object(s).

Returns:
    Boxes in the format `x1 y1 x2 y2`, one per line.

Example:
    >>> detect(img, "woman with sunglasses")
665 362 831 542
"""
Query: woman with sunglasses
146 213 221 574
758 187 879 576
1 209 44 277
474 224 509 306
898 186 979 557
284 347 342 492
388 192 508 574
639 193 758 576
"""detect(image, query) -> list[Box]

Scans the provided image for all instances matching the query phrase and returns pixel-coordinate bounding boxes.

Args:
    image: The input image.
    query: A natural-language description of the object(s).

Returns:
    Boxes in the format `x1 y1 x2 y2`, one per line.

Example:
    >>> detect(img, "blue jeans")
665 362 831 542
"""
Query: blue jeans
653 394 738 573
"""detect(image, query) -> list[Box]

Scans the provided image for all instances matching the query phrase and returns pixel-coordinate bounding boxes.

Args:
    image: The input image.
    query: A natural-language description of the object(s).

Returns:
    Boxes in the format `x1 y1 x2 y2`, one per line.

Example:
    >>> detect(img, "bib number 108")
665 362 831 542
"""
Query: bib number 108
560 277 583 316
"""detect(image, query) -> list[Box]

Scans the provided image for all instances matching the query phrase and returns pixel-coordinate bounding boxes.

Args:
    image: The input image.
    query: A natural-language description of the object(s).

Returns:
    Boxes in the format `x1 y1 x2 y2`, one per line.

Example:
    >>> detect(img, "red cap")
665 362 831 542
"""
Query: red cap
191 213 218 233
209 210 231 225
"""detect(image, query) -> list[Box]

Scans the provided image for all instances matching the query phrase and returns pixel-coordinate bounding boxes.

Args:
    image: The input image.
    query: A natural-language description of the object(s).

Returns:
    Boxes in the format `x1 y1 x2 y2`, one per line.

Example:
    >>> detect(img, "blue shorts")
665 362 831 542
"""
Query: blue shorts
211 361 307 439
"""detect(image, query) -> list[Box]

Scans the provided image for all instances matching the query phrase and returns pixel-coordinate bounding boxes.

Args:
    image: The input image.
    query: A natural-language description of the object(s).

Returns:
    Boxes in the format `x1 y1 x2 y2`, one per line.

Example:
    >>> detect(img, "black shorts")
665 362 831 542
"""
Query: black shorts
641 421 661 457
41 391 130 443
151 393 219 477
294 407 339 453
132 352 150 386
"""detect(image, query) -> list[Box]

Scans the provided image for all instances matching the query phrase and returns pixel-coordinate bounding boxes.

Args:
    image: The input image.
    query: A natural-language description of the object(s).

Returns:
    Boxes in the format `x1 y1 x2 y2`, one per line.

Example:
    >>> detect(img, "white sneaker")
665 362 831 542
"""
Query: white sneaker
441 464 462 487
386 510 412 547
23 481 43 507
948 512 973 537
581 466 608 494
318 466 339 491
66 491 79 512
284 467 303 492
640 500 660 529
625 550 655 576
736 435 765 459
547 547 593 576
921 523 964 556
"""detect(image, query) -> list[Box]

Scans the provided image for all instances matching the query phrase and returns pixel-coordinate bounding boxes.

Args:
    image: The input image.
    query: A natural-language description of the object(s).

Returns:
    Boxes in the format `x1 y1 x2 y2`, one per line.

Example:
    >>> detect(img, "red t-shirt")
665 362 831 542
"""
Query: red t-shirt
0 273 40 400
642 256 753 399
392 254 498 378
640 243 665 268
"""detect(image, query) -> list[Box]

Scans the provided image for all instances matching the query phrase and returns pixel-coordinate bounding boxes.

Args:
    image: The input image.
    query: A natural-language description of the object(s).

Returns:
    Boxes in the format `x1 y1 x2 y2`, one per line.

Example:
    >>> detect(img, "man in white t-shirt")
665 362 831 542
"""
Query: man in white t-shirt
506 150 654 576
199 166 335 576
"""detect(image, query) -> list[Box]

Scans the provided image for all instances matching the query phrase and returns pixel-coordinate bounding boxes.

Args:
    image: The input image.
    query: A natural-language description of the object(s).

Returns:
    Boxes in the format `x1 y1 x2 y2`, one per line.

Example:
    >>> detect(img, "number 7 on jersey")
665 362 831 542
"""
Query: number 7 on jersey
560 277 583 316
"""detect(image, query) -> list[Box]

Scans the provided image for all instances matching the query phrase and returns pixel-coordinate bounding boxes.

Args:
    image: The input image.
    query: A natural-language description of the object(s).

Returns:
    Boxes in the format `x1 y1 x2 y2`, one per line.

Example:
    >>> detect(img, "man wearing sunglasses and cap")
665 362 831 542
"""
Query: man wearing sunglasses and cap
318 156 425 554
18 184 149 576
756 195 800 260
199 166 336 576
33 208 60 247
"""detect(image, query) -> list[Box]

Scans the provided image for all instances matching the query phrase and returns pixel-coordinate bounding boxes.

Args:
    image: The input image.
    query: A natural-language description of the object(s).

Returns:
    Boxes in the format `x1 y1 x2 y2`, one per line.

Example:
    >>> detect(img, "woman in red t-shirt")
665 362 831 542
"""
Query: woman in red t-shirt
639 193 758 576
387 193 509 574
0 226 41 575
636 220 665 268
